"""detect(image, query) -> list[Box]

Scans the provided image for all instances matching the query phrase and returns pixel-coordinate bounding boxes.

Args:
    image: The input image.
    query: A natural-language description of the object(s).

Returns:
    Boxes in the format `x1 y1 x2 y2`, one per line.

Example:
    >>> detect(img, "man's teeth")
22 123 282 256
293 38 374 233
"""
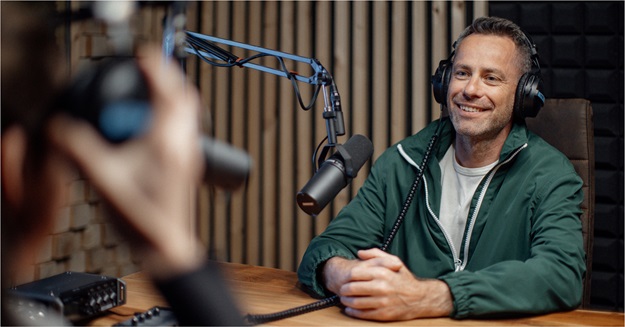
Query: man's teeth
460 105 481 112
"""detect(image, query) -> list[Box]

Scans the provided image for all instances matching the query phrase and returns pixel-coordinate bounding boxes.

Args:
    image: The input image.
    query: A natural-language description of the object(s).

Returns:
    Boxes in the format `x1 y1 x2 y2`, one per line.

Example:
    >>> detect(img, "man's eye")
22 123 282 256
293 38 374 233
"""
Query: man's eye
454 71 469 79
485 75 502 84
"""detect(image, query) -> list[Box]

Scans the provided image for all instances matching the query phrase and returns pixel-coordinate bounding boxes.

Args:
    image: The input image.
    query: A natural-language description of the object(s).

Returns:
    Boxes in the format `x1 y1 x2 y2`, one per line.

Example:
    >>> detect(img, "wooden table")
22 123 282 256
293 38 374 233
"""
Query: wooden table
90 262 624 326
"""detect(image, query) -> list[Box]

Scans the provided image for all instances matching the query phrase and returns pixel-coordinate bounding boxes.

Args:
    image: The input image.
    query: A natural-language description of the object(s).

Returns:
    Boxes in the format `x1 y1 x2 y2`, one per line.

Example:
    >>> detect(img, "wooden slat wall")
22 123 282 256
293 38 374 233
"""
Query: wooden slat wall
186 1 484 271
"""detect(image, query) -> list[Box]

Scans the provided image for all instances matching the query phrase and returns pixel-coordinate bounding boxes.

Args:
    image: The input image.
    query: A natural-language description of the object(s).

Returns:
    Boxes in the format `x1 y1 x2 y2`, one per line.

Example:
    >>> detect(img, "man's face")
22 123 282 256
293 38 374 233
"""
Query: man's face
446 34 523 143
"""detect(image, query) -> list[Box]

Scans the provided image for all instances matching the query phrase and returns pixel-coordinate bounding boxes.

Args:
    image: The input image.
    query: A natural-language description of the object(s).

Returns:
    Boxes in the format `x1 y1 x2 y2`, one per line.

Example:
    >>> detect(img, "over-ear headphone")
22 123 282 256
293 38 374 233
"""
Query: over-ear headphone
431 31 545 120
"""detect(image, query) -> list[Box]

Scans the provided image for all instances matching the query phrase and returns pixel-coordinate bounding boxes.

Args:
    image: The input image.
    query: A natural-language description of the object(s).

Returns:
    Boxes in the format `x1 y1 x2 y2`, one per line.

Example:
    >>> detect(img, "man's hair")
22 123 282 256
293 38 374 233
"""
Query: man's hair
454 16 533 74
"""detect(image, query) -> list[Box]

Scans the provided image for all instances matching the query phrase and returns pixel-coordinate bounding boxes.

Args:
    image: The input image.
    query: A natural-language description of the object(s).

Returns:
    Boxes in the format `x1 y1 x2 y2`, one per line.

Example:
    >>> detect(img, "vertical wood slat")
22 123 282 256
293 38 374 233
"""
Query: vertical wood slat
372 1 390 161
430 1 448 119
245 1 263 266
278 1 296 270
391 1 409 145
313 1 333 236
473 1 489 19
212 1 231 261
188 1 470 271
412 1 429 134
230 1 247 264
197 1 215 253
451 1 467 46
261 1 279 268
350 2 371 198
295 1 315 269
331 2 351 220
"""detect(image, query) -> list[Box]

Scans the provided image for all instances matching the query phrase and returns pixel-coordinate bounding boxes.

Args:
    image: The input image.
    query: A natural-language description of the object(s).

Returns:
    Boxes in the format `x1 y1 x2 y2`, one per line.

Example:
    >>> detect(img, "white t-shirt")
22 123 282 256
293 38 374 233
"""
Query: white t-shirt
438 145 498 257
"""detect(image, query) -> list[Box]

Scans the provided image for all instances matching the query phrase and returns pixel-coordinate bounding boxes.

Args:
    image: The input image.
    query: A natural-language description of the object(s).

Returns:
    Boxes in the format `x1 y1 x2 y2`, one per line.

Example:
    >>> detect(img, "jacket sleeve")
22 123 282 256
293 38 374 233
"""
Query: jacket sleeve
440 170 586 318
296 152 393 297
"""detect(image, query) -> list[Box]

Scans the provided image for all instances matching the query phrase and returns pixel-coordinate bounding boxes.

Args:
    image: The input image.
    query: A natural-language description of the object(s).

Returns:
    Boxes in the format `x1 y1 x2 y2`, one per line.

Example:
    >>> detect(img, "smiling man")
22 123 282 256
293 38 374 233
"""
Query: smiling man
297 17 585 321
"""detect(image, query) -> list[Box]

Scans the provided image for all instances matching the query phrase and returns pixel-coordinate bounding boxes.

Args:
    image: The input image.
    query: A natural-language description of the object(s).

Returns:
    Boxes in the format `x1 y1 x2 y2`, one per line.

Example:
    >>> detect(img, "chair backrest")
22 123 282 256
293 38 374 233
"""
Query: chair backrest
526 98 595 308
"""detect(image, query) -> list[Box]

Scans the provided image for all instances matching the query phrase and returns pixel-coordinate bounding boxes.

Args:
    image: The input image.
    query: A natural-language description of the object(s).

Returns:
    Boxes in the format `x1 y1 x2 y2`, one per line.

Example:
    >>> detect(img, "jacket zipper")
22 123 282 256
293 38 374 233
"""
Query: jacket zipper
398 144 461 269
457 143 528 271
398 143 528 272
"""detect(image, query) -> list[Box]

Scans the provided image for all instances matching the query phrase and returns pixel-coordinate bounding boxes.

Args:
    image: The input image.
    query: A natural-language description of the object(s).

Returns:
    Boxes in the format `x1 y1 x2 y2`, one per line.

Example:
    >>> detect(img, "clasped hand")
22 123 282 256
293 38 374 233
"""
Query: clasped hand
323 248 453 321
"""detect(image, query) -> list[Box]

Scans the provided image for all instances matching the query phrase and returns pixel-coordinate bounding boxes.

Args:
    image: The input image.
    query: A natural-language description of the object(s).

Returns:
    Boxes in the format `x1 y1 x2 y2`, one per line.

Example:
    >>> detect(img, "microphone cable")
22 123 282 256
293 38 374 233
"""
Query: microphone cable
243 120 443 325
380 121 441 252
311 136 329 174
243 295 340 325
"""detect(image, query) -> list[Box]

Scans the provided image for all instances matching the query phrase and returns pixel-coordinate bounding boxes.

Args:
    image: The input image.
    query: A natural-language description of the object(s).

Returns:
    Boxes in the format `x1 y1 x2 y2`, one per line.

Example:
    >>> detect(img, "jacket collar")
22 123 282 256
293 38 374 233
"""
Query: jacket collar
498 121 529 161
398 118 530 165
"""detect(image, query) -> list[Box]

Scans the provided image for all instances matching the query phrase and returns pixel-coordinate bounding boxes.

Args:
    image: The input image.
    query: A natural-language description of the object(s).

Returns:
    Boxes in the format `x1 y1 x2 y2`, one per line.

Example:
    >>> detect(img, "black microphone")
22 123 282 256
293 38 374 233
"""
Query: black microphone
297 134 373 216
63 57 252 190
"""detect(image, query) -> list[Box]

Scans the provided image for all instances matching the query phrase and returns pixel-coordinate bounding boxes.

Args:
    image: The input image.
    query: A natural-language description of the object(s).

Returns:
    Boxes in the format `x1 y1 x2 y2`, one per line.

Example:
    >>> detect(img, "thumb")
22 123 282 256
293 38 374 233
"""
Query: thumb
357 248 403 271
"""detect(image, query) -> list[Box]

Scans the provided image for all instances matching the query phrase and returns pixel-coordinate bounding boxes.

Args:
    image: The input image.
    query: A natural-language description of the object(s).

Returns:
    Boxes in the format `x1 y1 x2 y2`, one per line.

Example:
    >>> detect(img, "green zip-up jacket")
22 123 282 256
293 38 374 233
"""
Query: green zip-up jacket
297 117 585 319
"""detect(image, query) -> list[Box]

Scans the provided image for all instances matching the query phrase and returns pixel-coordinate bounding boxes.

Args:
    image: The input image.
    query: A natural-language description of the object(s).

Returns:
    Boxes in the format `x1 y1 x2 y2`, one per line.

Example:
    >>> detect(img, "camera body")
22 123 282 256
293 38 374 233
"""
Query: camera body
65 57 151 143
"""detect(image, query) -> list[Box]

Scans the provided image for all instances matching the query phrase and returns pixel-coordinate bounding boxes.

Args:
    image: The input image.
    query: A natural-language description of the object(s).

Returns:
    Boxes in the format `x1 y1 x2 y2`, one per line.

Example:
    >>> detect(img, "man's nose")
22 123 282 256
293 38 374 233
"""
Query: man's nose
462 76 484 98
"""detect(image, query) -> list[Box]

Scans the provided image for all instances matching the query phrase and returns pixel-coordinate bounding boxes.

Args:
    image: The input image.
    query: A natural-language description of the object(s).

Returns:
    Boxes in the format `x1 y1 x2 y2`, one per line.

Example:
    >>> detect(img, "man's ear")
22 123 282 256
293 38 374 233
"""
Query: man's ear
1 126 27 209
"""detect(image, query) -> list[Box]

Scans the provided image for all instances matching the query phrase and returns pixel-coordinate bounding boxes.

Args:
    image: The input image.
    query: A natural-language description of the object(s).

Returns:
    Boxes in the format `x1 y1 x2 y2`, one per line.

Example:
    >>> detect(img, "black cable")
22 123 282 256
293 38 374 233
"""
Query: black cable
188 42 237 67
381 129 439 251
272 55 322 111
312 136 329 173
186 33 238 63
243 295 340 325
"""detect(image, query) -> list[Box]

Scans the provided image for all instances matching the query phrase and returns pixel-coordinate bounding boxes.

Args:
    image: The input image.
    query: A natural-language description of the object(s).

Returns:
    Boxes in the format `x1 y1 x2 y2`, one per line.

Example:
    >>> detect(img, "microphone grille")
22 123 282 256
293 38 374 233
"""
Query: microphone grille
341 134 374 170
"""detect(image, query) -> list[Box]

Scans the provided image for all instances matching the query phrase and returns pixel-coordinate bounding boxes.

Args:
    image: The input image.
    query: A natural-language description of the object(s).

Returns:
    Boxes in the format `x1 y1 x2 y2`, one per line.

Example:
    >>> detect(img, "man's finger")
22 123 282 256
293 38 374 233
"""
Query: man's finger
47 115 126 190
358 249 403 271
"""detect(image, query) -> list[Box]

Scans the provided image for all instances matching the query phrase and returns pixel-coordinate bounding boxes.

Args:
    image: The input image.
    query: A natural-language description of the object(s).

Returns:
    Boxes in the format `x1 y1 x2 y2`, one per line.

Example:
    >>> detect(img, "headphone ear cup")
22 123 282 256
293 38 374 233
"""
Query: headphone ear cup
514 72 545 120
432 59 452 104
513 73 529 120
